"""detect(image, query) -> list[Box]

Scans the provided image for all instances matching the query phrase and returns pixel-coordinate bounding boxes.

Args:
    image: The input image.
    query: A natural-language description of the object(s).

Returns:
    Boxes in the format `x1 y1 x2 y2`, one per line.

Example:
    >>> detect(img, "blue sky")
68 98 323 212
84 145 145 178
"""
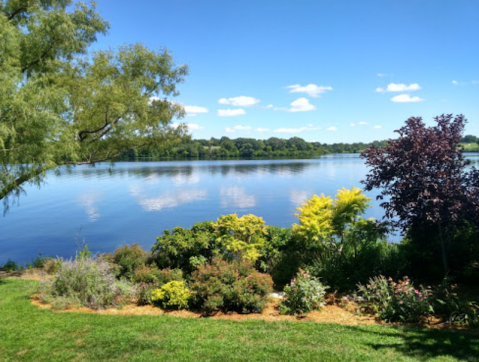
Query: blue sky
92 0 479 143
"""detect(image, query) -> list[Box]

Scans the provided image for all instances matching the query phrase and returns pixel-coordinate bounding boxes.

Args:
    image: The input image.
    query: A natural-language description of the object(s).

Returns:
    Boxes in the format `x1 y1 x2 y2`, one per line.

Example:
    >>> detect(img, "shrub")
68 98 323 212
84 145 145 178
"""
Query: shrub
213 214 268 262
308 240 407 292
151 221 217 275
1 259 18 271
279 269 328 316
132 265 183 286
151 281 191 309
290 188 393 292
39 256 135 310
42 258 62 275
358 276 434 323
433 277 479 327
190 258 273 314
136 283 156 305
113 243 148 279
132 265 184 305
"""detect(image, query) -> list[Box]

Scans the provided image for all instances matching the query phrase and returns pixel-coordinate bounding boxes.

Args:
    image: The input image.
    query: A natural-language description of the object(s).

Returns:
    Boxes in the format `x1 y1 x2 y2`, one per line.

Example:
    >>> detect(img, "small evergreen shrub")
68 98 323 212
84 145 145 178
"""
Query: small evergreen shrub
113 243 148 279
190 258 273 314
39 256 135 310
358 275 434 323
151 281 191 309
279 269 328 316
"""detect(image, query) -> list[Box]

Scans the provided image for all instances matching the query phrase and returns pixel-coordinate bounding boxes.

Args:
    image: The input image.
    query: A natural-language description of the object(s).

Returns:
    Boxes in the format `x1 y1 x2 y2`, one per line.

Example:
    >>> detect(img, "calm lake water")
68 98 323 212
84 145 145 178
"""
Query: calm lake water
2 153 479 265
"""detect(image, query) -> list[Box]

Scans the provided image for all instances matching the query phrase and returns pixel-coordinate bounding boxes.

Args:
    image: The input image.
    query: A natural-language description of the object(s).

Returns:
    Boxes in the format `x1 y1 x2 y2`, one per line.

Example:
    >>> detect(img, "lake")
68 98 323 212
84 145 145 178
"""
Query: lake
2 153 479 265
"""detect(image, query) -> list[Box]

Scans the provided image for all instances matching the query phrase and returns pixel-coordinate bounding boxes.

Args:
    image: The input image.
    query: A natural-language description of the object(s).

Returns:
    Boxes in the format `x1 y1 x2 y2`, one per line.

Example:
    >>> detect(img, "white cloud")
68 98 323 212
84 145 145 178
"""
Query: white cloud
217 109 246 117
263 104 274 109
327 126 337 131
350 123 356 127
377 73 386 77
288 97 316 112
273 125 321 134
148 96 161 105
287 84 333 97
184 105 208 116
171 122 204 131
373 125 382 129
225 125 251 132
376 83 422 92
452 80 459 85
235 125 251 130
218 96 260 107
391 94 425 103
358 121 369 125
256 128 270 132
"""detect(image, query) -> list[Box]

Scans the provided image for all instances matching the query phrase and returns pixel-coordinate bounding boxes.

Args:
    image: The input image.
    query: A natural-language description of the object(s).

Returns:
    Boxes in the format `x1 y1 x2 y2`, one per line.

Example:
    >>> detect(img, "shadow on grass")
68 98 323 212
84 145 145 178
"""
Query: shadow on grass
346 324 479 361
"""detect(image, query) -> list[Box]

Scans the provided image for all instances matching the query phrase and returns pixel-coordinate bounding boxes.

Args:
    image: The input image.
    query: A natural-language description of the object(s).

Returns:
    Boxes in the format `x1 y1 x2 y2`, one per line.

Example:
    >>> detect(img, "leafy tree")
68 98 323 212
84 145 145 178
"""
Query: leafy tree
361 114 479 275
0 0 188 205
461 135 479 144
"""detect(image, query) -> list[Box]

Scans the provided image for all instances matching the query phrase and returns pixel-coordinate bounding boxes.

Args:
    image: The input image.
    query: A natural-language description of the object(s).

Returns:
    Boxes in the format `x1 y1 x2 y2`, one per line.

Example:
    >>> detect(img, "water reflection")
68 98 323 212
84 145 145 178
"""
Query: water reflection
129 184 207 212
77 192 101 222
290 190 311 206
3 154 478 264
220 187 256 209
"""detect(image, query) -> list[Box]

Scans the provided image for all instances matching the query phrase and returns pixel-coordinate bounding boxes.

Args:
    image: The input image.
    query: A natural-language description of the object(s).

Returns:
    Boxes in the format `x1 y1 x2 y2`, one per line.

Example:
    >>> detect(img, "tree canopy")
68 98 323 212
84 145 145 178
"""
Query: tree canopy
0 0 188 205
361 114 479 274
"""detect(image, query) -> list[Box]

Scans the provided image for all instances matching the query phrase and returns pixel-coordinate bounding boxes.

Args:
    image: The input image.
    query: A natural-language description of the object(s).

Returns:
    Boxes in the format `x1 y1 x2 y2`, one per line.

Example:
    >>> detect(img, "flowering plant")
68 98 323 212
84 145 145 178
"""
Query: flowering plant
279 269 328 316
358 275 434 323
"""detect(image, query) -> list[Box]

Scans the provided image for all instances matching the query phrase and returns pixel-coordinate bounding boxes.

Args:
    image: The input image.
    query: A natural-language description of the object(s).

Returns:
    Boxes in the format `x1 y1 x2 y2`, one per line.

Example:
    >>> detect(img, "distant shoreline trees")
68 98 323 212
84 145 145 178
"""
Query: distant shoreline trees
120 136 390 160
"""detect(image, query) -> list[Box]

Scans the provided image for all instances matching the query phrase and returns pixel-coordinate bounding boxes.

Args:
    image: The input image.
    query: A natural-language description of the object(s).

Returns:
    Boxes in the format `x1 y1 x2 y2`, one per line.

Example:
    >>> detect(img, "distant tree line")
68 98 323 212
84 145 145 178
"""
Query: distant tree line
120 136 390 160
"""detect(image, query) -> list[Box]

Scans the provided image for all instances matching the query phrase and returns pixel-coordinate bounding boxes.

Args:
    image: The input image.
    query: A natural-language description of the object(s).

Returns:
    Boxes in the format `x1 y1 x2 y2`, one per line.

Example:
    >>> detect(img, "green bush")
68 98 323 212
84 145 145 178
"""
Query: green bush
151 281 191 309
132 265 183 286
1 259 18 271
39 256 135 310
279 269 328 316
190 258 273 314
132 265 184 305
113 243 148 279
151 221 217 275
433 277 479 327
308 240 407 292
358 275 434 323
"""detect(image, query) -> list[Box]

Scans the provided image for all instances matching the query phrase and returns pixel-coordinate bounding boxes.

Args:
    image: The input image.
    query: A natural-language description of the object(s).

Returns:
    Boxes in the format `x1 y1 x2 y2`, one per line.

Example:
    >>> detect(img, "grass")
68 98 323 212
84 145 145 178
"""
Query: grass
461 143 479 152
1 279 479 361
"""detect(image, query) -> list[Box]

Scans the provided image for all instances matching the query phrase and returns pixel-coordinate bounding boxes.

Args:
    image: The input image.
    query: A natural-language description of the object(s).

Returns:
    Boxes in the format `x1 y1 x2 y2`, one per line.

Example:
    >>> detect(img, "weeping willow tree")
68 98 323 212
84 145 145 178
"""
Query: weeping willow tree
0 0 189 208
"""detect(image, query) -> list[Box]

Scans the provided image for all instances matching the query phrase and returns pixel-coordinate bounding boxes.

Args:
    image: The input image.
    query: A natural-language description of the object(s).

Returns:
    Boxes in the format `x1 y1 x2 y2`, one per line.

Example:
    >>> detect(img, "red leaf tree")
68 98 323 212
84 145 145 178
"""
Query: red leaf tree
361 114 479 275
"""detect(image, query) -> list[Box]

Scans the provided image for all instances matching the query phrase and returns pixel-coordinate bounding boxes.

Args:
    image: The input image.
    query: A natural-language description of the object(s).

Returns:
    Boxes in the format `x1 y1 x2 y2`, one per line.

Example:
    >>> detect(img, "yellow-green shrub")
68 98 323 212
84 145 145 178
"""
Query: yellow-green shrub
151 281 191 309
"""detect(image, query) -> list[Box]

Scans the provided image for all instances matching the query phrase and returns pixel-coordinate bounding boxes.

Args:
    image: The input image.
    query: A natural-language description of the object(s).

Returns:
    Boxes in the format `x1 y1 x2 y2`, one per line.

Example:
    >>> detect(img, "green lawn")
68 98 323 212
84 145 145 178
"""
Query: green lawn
461 143 479 152
1 279 479 361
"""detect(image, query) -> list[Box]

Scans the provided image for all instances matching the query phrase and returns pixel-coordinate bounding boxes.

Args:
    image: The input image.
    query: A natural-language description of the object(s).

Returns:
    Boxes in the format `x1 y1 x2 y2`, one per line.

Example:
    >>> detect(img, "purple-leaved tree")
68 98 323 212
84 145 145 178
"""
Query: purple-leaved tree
361 114 479 275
